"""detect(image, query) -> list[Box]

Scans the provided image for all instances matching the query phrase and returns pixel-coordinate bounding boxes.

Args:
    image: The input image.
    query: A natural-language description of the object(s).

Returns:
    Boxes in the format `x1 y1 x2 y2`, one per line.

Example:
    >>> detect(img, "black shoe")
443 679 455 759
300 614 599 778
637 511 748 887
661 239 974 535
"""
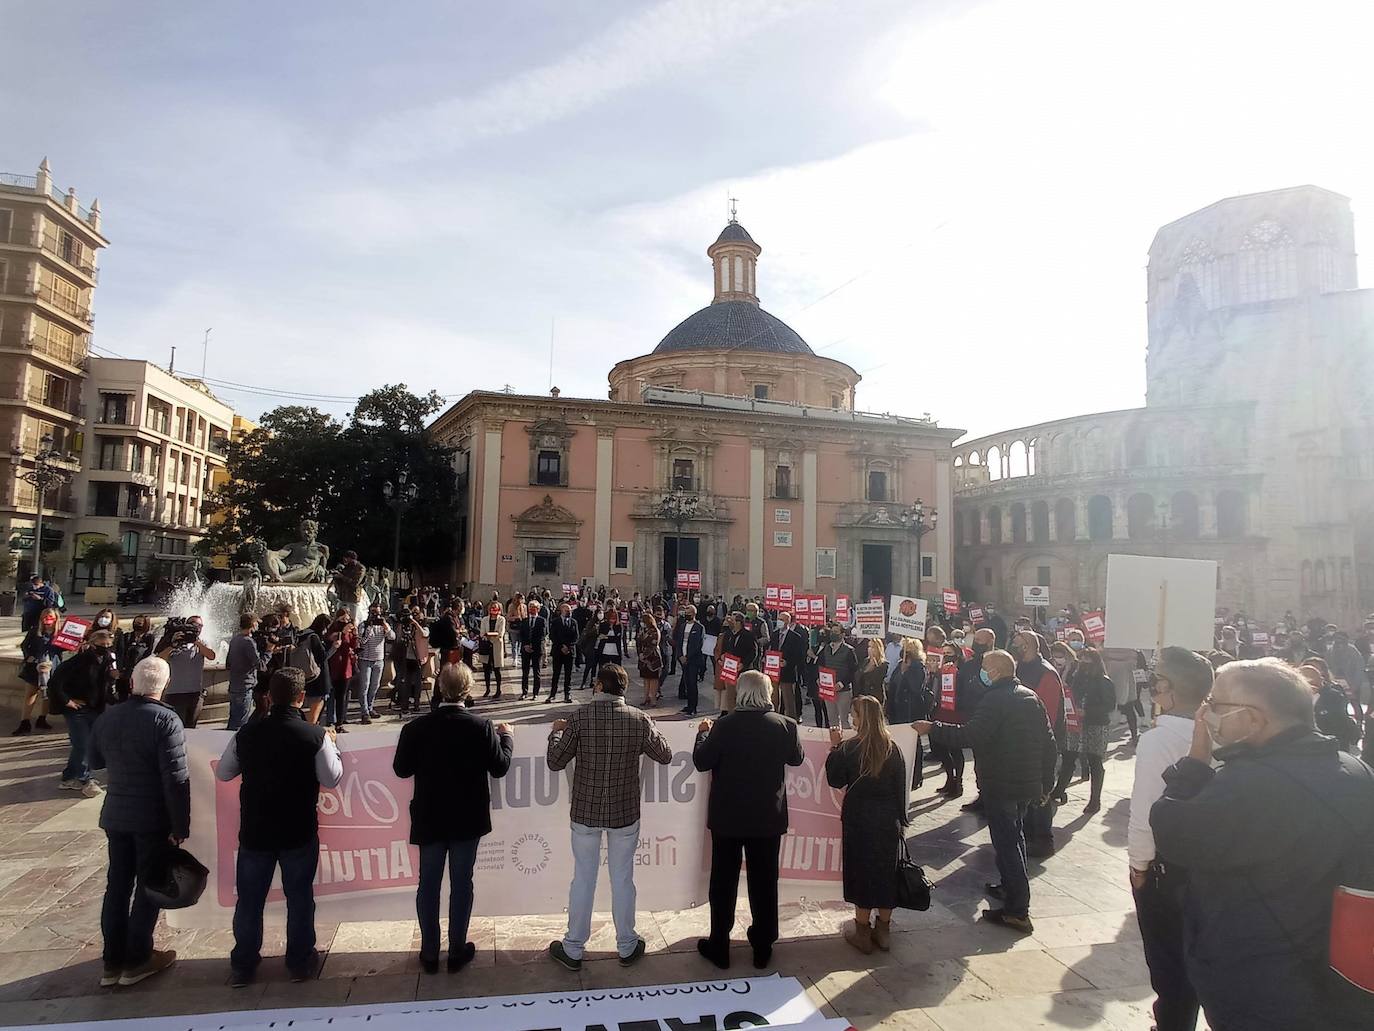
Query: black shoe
680 706 692 713
361 716 372 725
420 956 439 975
1083 800 1102 815
34 716 51 731
335 724 348 734
228 966 254 989
1053 792 1068 805
984 882 1004 899
696 938 730 970
482 690 491 699
960 796 984 812
563 695 571 703
940 779 963 798
520 693 527 699
618 938 647 966
981 908 1034 934
545 695 555 703
548 941 581 971
10 720 31 737
448 942 476 972
288 950 320 982
746 925 772 969
1026 839 1056 859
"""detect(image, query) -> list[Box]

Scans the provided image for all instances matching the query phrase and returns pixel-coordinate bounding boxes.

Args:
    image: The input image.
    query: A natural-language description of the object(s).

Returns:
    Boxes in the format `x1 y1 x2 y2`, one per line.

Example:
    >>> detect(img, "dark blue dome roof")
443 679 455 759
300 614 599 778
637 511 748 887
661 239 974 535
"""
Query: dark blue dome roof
652 300 813 356
713 221 757 247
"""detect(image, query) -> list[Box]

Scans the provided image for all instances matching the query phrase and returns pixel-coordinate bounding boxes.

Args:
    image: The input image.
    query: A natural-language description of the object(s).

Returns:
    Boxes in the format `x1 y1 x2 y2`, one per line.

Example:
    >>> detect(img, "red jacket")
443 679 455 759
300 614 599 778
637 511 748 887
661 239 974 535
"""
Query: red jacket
1018 658 1065 738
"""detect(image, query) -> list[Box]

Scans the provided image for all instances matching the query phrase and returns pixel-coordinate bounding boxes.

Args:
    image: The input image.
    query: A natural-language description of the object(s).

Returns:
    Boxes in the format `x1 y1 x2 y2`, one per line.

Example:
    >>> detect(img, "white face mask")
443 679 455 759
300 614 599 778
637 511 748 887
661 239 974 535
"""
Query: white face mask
96 616 112 628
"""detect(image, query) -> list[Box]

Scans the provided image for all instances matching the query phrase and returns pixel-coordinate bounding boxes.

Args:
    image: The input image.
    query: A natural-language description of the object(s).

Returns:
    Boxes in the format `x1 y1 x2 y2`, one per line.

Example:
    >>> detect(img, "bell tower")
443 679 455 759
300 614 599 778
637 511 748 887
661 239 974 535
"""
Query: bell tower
708 201 761 305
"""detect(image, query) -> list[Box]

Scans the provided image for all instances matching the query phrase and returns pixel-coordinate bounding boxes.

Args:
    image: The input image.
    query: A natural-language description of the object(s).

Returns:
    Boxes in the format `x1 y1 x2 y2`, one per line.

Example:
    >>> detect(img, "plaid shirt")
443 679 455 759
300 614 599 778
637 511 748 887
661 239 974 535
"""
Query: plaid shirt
547 694 672 828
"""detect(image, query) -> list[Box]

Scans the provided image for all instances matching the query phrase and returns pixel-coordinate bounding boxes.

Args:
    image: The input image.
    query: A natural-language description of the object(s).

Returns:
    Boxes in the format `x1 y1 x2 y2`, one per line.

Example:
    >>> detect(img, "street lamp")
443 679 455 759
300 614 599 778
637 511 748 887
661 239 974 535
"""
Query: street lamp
9 433 74 579
657 488 701 596
897 498 938 597
382 469 419 603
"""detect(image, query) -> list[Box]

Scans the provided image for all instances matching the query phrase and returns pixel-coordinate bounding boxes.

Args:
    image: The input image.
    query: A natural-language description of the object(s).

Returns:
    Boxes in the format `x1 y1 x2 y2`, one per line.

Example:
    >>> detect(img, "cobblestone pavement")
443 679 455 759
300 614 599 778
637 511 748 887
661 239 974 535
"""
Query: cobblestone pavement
0 660 1157 1029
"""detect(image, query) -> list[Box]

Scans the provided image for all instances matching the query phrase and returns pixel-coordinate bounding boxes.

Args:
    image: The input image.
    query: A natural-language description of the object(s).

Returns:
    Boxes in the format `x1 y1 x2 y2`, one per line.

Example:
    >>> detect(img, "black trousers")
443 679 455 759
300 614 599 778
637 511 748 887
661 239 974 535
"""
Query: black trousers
708 833 781 949
550 651 574 697
1132 863 1200 1031
521 650 540 695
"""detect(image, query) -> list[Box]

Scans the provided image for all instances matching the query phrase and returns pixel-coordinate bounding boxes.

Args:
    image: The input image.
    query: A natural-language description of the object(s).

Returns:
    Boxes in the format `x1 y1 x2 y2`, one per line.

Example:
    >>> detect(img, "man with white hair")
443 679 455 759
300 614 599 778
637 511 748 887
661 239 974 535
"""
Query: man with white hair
87 657 189 989
1151 659 1374 1030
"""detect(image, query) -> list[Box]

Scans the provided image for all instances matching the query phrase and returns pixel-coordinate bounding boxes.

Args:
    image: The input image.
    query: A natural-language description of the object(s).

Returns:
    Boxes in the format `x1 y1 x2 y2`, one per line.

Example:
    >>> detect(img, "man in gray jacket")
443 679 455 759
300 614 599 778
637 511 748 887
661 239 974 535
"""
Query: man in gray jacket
88 656 190 989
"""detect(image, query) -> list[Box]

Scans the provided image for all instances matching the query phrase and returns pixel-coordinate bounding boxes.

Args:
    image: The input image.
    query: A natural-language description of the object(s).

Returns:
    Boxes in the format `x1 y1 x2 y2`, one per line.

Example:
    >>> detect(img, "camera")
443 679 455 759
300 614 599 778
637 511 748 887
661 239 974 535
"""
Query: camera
164 616 198 646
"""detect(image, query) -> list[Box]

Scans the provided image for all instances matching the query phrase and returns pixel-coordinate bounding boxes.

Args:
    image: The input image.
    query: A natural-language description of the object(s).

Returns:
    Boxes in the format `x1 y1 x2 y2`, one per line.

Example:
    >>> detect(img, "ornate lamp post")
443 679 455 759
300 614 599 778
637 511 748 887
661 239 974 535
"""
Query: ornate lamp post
382 469 419 602
897 498 938 598
9 433 74 579
657 489 701 596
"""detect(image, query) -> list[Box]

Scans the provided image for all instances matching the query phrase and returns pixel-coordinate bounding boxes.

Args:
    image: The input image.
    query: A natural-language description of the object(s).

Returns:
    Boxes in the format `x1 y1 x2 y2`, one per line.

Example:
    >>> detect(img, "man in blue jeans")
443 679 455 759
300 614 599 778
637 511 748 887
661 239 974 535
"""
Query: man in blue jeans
546 663 672 970
915 648 1057 933
215 667 343 985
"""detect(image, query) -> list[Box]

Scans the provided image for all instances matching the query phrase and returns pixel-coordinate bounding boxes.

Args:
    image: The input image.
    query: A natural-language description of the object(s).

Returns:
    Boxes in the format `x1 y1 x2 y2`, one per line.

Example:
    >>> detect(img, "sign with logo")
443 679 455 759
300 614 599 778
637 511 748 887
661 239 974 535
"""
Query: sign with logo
1064 692 1082 734
817 667 837 701
854 600 886 640
763 650 783 683
52 616 89 652
1081 610 1106 644
560 583 578 598
1251 630 1270 647
719 654 742 686
172 723 918 927
969 605 986 626
835 595 851 623
809 595 827 624
778 584 795 613
887 595 928 639
1022 585 1050 607
675 570 701 590
939 667 957 711
941 587 961 614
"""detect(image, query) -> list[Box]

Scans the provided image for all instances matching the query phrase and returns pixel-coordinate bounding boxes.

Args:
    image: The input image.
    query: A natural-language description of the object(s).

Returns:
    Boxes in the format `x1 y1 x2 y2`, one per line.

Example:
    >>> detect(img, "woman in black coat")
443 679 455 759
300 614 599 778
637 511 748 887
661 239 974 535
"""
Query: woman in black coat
114 614 156 701
825 695 908 955
887 639 933 789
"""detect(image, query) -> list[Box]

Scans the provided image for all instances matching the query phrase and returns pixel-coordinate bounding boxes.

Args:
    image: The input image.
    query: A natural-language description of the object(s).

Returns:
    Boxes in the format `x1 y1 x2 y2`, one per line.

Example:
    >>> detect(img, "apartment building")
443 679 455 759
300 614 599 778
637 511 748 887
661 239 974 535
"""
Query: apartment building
0 159 107 580
72 358 234 588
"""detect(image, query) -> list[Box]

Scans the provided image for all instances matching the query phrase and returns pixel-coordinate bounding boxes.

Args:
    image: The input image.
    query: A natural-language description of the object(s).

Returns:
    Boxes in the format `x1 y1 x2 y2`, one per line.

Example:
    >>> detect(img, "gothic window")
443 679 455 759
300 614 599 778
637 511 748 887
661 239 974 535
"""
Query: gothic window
1179 238 1222 308
535 450 561 486
672 458 696 491
1238 219 1298 302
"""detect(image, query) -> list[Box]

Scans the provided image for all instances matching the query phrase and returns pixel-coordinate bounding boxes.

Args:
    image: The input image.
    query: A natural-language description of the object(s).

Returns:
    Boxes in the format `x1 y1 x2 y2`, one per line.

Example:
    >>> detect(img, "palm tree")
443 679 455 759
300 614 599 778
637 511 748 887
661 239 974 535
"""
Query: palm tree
80 539 126 588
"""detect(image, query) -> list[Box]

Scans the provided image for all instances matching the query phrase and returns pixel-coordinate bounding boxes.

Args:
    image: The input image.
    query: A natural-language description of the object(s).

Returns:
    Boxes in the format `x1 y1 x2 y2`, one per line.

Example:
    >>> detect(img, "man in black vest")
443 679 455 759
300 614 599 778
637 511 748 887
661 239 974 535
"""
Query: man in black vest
216 667 344 986
549 602 579 703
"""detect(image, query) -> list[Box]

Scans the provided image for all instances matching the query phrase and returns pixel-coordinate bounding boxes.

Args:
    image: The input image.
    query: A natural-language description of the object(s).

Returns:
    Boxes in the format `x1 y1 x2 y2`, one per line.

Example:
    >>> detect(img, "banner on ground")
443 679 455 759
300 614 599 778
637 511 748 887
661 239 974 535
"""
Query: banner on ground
941 588 961 614
887 596 928 639
675 570 701 591
853 600 885 640
172 722 915 929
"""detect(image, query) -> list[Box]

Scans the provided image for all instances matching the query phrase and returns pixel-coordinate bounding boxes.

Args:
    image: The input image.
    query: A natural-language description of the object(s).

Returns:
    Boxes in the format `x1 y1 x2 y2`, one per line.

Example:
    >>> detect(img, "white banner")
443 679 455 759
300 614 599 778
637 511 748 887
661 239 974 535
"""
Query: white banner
172 721 916 928
887 596 927 639
22 975 829 1031
853 601 886 640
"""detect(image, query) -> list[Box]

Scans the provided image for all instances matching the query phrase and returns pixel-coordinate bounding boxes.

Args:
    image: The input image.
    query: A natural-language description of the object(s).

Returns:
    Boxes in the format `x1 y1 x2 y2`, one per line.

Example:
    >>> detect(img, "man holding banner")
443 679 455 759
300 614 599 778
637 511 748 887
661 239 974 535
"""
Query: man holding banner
769 611 809 719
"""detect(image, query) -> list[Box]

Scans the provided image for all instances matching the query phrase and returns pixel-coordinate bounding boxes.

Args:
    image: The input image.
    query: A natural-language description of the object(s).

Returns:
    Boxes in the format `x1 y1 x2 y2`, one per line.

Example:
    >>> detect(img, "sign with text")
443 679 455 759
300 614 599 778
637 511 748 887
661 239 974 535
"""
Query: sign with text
675 570 701 590
969 605 986 626
560 583 578 598
939 667 957 711
765 583 782 606
853 601 886 640
52 616 89 652
778 584 795 613
941 588 961 614
816 667 837 702
1022 585 1050 607
719 654 742 686
887 596 928 639
172 723 916 928
1082 610 1106 643
763 650 783 683
835 595 851 623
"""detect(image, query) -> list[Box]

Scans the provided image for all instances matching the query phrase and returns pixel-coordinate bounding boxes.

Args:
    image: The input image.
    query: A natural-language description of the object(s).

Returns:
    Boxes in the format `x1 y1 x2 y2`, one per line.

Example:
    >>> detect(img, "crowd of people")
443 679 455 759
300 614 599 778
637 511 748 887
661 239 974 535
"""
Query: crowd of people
8 574 1374 1027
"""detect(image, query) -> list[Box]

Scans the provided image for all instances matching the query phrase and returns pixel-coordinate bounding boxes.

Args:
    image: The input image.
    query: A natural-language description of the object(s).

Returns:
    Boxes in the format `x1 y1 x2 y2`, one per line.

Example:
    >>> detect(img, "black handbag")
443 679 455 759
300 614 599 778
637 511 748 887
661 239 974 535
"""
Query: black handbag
894 838 933 911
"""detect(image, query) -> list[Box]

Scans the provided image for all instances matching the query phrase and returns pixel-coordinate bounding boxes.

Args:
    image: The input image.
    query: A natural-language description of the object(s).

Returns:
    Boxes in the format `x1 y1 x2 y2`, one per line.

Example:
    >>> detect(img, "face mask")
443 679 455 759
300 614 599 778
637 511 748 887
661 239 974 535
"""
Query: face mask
96 616 112 628
1069 640 1084 651
972 643 988 656
1203 706 1253 745
979 669 993 686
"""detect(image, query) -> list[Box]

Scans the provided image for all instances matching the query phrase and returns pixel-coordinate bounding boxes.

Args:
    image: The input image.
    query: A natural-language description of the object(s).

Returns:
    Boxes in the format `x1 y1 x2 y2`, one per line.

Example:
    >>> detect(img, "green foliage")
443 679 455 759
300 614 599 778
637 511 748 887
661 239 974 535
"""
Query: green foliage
204 384 459 577
80 539 125 572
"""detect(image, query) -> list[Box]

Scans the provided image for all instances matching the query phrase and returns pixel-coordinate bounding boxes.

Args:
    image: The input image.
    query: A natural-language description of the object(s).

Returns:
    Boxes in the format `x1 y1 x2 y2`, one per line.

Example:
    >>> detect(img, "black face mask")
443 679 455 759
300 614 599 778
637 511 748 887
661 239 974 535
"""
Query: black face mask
971 643 988 657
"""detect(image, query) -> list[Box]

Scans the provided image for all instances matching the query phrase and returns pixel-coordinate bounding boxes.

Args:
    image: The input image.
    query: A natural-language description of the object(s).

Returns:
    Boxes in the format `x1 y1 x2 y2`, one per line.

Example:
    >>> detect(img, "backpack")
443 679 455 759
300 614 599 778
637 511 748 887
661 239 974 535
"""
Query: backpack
286 634 321 682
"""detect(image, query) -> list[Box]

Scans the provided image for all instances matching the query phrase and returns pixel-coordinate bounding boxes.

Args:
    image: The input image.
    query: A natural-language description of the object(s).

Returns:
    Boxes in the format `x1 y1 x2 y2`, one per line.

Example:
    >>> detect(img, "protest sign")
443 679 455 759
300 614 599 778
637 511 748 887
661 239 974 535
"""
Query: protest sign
763 650 783 683
778 584 795 613
887 596 927 639
835 595 851 623
1022 585 1050 608
52 617 88 652
939 667 957 711
969 605 986 626
1104 554 1217 652
816 667 837 702
719 654 742 686
1251 630 1270 648
765 583 781 606
853 601 885 640
941 588 961 614
675 570 701 590
172 723 916 928
1064 692 1082 734
560 582 578 597
809 595 826 625
1082 610 1105 644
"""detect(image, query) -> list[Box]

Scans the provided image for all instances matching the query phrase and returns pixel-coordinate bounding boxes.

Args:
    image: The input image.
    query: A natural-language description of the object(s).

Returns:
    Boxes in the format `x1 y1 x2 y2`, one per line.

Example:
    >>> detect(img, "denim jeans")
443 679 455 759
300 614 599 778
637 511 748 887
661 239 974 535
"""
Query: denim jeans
563 821 641 960
231 838 319 973
101 830 164 968
226 690 250 732
354 658 383 713
417 839 480 961
984 797 1031 917
61 707 95 783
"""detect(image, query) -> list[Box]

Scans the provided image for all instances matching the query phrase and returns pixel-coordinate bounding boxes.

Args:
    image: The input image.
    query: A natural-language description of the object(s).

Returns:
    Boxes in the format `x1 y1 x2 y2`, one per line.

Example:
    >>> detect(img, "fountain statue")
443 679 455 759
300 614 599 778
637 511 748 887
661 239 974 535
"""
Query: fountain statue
244 519 331 583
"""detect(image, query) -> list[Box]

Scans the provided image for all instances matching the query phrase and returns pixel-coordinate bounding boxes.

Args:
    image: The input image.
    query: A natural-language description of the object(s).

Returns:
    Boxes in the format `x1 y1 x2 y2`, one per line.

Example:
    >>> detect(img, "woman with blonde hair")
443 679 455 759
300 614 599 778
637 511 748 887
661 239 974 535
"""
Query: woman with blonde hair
637 612 663 707
888 638 934 790
825 694 909 954
855 638 889 705
479 601 507 699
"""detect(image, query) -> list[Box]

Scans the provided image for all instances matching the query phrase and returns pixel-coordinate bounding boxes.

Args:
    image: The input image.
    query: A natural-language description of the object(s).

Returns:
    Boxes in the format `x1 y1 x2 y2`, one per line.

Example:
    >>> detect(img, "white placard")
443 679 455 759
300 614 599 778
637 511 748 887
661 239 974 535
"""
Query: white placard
854 600 886 639
1022 585 1050 607
887 595 928 639
1104 554 1218 652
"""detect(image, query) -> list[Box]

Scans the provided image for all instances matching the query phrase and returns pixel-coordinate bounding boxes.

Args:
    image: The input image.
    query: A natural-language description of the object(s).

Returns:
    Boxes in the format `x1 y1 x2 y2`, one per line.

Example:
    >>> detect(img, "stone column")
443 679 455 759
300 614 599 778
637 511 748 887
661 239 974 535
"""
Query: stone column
1111 491 1129 541
1075 495 1090 541
749 445 765 591
478 423 502 585
593 428 614 585
934 456 952 591
802 450 818 589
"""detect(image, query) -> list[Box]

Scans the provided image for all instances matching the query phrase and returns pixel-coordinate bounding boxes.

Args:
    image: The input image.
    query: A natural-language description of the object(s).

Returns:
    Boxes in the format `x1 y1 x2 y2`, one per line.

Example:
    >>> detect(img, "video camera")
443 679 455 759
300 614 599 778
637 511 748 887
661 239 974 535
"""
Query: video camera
163 616 200 646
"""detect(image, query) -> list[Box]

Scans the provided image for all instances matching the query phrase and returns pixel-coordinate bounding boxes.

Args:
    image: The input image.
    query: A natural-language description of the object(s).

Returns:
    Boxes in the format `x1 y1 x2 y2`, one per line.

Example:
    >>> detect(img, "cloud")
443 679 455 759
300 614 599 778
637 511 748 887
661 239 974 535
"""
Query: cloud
351 0 823 163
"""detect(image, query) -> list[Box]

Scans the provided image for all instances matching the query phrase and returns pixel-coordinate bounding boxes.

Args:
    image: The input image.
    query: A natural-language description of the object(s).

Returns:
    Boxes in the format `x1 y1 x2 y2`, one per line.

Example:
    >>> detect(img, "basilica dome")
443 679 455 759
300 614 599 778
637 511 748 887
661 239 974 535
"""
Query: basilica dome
653 300 813 356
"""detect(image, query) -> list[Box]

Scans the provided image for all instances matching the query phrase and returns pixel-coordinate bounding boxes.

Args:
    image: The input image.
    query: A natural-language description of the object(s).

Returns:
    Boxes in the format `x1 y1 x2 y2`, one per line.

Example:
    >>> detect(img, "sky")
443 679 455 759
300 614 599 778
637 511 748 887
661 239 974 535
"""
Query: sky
4 0 1372 440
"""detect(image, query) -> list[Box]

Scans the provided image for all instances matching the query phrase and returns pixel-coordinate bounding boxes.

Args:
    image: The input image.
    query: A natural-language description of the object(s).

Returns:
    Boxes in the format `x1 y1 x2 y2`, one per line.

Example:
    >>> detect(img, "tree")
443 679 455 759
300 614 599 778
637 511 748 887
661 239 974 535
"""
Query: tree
81 539 125 587
204 384 459 579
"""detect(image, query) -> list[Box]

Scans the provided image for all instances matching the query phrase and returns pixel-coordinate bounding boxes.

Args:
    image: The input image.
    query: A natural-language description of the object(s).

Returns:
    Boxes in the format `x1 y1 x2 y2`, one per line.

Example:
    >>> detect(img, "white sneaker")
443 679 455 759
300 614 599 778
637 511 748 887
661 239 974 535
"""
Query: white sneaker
81 781 103 798
59 779 81 791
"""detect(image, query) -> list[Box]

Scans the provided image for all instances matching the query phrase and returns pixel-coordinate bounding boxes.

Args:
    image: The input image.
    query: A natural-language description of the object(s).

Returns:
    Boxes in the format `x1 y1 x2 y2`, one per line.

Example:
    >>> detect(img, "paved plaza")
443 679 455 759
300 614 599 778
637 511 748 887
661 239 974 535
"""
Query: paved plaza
0 661 1157 1030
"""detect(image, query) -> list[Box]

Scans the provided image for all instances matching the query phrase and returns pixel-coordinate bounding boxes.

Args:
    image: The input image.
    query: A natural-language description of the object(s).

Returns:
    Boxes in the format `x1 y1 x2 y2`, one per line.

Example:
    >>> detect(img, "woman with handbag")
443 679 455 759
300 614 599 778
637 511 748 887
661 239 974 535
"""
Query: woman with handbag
637 613 663 707
12 607 63 735
480 602 506 699
825 694 909 954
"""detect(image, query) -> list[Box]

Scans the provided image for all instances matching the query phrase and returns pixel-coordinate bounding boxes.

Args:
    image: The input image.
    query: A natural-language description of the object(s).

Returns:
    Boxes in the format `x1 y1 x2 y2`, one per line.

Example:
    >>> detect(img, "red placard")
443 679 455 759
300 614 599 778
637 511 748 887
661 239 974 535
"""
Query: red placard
764 583 781 606
809 595 826 623
1331 885 1374 992
1082 611 1105 644
817 666 837 701
675 570 701 590
53 616 89 652
1064 692 1082 734
939 667 957 711
969 606 986 626
719 654 742 686
763 650 782 683
835 595 851 623
778 585 795 613
941 588 961 614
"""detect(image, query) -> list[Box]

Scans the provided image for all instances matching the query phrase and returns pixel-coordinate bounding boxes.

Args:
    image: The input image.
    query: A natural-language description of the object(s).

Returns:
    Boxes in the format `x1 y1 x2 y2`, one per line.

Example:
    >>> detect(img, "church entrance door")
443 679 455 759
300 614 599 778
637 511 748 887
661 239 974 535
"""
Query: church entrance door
663 535 700 594
861 543 893 601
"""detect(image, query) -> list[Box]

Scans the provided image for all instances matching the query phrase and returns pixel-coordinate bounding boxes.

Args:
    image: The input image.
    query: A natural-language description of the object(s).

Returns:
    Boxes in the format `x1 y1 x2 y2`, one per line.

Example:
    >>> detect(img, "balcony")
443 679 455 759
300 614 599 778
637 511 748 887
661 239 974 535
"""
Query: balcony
1 383 82 419
38 227 98 281
35 278 93 324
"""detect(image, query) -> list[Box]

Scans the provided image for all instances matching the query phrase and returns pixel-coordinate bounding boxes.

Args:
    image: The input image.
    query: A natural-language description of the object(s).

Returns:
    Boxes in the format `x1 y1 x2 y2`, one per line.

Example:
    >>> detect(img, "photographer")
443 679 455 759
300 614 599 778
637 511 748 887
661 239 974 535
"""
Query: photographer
156 615 216 728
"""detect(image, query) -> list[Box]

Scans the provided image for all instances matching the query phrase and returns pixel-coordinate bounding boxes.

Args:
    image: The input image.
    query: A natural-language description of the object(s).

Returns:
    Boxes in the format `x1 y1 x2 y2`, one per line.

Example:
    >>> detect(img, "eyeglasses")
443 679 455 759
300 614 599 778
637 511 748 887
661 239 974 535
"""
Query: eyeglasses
1204 695 1257 713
